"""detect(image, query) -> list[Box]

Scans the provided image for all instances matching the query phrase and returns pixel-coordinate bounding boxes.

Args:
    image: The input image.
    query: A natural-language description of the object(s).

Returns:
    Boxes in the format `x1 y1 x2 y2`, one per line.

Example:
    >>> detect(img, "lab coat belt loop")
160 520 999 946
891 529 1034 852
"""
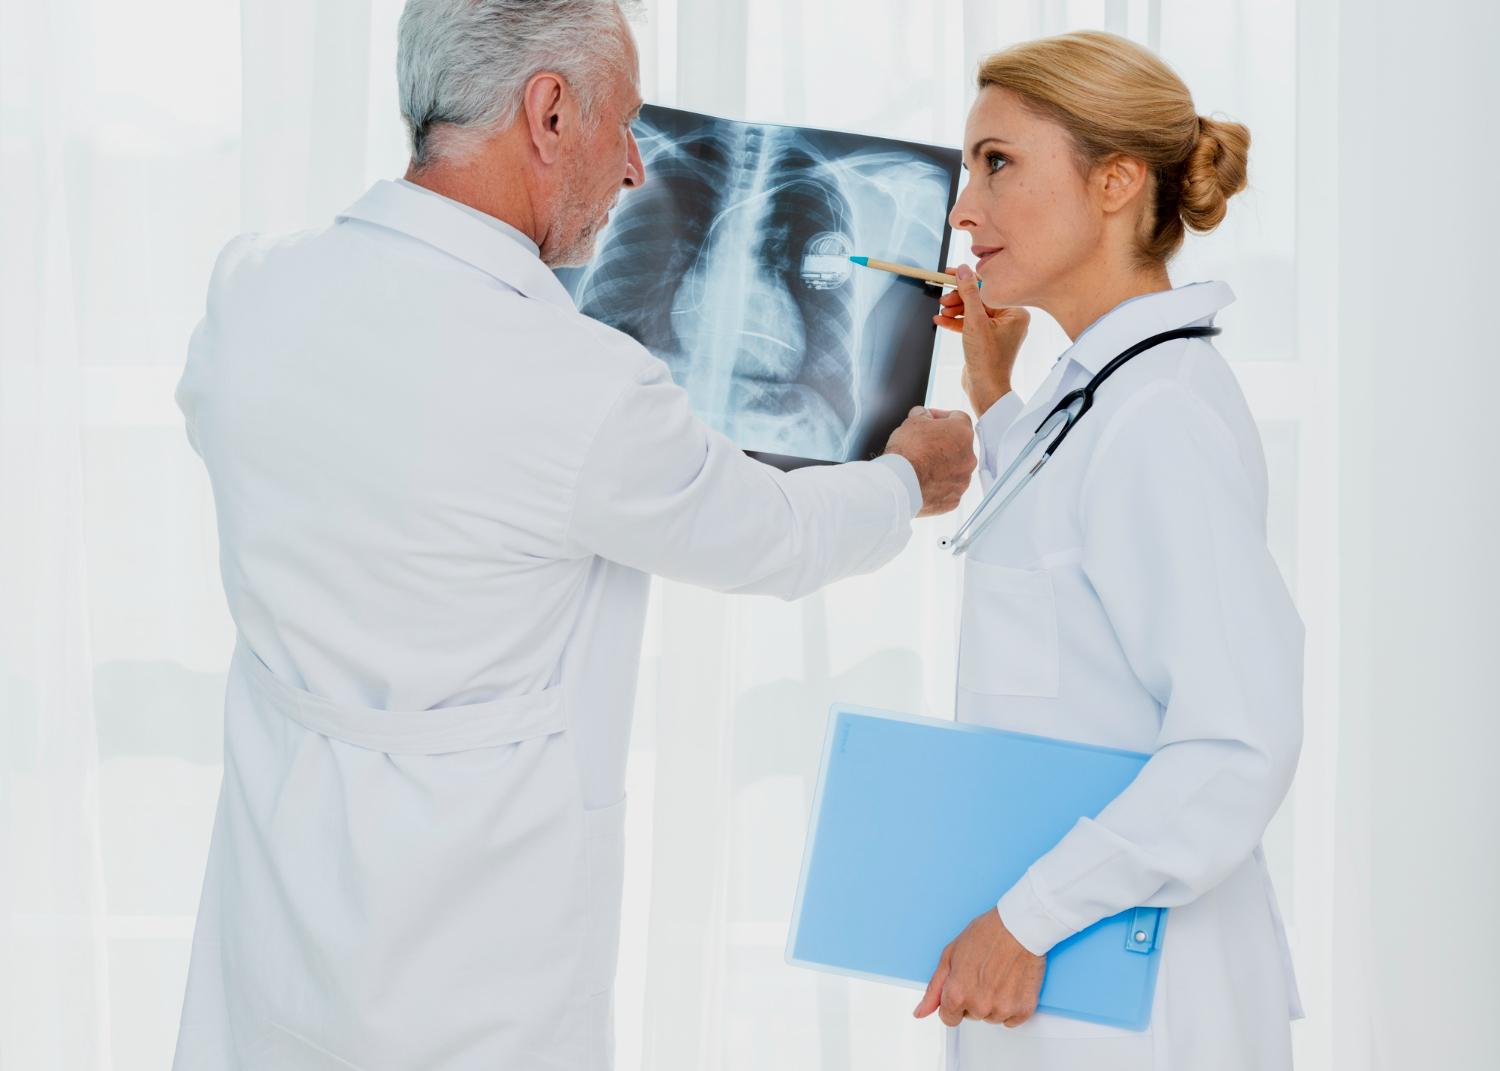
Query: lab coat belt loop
234 641 569 755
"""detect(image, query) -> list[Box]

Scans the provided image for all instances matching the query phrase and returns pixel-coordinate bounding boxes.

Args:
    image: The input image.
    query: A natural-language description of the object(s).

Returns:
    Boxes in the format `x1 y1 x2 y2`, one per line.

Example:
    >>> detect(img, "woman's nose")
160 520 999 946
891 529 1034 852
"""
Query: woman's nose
949 178 979 232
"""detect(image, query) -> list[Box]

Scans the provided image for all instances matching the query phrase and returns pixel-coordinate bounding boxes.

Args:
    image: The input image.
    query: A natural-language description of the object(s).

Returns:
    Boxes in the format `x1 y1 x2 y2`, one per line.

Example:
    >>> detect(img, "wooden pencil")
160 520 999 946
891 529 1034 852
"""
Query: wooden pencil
848 255 958 288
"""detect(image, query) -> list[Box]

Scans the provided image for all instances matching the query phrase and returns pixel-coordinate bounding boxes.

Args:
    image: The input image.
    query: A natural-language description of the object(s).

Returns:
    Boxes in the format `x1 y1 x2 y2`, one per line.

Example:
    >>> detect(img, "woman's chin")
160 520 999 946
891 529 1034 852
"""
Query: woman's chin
976 270 1023 308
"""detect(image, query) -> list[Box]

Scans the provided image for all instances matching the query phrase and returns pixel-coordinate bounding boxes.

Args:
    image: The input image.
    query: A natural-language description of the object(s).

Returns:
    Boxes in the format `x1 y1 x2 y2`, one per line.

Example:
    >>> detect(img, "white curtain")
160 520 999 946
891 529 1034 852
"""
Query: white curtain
5 1 1490 1068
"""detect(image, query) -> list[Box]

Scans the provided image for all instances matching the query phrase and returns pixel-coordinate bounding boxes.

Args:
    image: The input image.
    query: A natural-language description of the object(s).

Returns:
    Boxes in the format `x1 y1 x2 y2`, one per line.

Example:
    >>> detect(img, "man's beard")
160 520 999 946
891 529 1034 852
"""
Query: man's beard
545 165 615 268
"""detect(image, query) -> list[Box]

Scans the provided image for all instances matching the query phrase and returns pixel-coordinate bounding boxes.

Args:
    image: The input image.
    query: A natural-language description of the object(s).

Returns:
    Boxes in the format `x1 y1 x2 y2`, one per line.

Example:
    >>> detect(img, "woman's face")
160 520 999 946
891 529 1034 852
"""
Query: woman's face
949 87 1104 309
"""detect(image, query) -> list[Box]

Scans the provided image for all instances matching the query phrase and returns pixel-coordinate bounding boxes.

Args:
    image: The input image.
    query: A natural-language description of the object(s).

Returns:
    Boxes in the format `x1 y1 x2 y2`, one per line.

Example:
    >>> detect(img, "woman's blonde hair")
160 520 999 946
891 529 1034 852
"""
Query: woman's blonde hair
977 31 1249 264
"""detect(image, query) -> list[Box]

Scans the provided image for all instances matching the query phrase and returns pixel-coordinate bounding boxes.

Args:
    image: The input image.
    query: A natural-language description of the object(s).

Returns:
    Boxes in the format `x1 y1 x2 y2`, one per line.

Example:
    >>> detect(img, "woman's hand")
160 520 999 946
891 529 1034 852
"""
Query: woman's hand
913 907 1047 1028
933 264 1030 418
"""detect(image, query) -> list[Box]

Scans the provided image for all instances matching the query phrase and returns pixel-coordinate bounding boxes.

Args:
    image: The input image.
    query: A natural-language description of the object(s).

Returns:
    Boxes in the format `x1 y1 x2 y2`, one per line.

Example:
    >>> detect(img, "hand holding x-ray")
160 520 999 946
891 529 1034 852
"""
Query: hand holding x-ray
883 407 977 517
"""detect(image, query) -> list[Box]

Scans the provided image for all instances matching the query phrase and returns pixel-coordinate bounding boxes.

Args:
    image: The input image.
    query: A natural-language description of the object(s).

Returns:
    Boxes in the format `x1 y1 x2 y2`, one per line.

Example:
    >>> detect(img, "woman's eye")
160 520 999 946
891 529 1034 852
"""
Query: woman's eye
986 152 1009 175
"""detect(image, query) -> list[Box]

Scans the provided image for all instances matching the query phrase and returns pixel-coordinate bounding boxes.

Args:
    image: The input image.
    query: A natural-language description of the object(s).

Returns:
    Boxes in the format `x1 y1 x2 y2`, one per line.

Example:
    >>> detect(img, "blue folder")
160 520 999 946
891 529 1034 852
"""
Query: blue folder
786 704 1165 1031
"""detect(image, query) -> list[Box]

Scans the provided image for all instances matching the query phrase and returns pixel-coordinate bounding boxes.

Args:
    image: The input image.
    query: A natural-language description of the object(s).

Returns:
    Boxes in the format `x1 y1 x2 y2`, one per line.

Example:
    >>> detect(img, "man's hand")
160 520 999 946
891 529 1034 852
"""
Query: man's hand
883 407 977 517
933 265 1030 418
913 908 1047 1028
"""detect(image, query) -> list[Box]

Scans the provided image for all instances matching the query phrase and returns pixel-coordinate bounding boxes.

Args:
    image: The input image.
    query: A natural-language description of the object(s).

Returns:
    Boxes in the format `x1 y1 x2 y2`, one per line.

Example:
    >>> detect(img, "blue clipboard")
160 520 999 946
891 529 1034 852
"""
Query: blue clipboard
786 704 1165 1031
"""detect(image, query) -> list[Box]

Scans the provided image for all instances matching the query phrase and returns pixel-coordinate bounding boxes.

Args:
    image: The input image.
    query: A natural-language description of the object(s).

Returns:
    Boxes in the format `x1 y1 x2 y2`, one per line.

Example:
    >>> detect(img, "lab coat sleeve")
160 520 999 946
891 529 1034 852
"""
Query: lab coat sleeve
975 391 1025 489
562 359 918 600
995 382 1304 956
177 234 257 459
177 326 206 459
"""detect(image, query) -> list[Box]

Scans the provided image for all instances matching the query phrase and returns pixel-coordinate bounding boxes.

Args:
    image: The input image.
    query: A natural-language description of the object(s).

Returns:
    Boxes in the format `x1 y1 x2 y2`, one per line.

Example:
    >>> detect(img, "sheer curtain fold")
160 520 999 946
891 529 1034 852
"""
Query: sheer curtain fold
1 0 114 1066
238 0 377 232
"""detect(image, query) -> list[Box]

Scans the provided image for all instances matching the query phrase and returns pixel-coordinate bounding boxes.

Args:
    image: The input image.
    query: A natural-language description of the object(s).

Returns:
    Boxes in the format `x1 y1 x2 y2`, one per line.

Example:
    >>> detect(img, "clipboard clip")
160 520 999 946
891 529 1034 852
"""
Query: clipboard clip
1124 907 1162 954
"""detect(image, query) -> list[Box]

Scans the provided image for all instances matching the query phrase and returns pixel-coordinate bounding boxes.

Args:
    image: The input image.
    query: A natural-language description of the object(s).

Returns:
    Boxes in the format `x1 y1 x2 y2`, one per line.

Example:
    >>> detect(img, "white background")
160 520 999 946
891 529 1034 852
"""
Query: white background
1 1 1495 1068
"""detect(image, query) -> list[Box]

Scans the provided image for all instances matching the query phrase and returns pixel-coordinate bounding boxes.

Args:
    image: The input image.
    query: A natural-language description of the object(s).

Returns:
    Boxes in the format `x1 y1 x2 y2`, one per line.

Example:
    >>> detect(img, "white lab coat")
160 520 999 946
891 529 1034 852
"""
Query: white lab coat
171 179 920 1070
947 283 1304 1071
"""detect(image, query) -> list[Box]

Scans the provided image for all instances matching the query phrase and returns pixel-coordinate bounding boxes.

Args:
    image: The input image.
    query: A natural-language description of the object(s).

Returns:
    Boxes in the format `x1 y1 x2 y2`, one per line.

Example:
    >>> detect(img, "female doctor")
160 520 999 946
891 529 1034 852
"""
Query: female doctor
910 32 1304 1071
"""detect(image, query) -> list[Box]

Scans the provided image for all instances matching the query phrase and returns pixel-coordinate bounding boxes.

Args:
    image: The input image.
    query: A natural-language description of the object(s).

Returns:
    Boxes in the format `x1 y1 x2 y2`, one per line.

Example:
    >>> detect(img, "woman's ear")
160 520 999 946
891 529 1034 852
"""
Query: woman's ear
1095 153 1151 216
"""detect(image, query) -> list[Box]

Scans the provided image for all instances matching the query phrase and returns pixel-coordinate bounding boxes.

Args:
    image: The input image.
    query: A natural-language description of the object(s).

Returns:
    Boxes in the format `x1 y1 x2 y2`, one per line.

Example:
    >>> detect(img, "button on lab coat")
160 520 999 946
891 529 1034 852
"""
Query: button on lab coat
948 284 1304 1071
171 179 919 1070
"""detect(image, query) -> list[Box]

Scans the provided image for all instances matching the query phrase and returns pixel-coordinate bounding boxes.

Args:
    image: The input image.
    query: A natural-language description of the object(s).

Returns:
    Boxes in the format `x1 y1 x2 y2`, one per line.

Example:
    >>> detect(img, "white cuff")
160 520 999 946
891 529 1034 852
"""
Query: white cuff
871 453 922 516
996 870 1079 956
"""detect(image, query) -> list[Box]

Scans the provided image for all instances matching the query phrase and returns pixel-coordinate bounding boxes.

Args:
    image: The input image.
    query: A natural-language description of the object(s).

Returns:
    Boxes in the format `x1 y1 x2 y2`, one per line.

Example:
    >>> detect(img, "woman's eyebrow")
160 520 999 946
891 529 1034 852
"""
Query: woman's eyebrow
968 136 1013 158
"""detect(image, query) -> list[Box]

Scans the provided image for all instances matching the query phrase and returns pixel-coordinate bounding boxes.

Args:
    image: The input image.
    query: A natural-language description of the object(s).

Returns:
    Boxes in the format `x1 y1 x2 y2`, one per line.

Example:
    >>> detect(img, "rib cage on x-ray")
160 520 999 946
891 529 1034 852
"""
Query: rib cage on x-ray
557 106 960 466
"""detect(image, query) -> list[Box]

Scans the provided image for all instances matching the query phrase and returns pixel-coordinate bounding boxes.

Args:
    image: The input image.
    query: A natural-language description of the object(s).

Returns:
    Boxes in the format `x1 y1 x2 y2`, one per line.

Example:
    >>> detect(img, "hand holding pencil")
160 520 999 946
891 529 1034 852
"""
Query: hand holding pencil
849 254 1028 418
938 264 1029 418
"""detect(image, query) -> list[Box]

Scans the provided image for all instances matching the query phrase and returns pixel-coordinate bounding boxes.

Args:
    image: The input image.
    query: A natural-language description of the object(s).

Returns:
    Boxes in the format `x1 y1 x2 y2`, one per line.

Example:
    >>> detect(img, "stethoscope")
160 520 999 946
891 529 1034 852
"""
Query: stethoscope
941 325 1222 556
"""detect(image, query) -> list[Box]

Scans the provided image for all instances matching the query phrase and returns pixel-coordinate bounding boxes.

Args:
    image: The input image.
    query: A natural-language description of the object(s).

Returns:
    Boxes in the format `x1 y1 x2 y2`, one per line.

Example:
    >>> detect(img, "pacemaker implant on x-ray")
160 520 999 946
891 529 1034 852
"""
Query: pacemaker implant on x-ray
556 105 959 466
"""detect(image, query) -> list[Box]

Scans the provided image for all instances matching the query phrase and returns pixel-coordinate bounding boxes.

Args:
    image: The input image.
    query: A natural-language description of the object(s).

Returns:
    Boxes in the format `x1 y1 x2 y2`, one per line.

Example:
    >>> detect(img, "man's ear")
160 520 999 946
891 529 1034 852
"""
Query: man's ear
522 71 570 166
1096 153 1151 216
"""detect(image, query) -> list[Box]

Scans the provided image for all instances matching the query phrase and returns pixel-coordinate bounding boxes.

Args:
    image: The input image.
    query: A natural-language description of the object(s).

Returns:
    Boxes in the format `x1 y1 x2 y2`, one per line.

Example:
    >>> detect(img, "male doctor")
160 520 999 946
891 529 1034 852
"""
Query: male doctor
172 1 978 1067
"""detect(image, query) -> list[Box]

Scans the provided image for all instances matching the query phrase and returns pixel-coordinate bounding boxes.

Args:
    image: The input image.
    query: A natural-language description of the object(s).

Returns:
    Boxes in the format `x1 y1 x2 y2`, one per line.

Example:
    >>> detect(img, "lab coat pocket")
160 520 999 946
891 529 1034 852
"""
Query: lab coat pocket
583 795 628 995
959 560 1060 697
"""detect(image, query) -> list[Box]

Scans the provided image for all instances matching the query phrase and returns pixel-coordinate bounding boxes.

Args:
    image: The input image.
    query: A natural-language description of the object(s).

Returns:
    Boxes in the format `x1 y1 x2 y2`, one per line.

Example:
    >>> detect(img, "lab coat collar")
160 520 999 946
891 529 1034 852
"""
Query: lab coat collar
1060 280 1235 375
336 180 577 311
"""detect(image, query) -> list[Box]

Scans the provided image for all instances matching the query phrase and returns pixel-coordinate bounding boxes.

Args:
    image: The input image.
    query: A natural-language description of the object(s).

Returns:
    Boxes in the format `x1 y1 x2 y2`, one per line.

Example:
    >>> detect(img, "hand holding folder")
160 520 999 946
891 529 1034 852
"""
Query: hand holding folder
787 705 1166 1031
912 904 1047 1027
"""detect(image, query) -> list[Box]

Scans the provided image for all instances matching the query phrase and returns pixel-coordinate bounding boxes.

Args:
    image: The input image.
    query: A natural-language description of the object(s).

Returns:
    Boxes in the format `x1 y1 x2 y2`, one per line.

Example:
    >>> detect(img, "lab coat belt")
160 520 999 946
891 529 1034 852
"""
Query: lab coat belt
234 642 569 755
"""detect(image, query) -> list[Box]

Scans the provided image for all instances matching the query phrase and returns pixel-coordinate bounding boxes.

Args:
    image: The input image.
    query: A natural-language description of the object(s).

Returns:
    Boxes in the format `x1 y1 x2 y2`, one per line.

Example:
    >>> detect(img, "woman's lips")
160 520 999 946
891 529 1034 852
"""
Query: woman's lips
972 246 1003 269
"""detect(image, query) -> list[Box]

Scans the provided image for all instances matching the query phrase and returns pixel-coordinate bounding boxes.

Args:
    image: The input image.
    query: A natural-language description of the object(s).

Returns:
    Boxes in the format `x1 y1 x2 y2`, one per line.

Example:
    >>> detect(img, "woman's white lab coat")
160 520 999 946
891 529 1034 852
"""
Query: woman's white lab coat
948 283 1304 1071
170 179 920 1070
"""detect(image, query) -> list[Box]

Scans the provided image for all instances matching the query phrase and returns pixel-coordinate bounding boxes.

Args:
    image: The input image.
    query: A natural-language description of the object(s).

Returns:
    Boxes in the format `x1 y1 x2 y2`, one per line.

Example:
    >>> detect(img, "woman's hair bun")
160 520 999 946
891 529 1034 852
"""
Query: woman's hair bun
1180 115 1250 233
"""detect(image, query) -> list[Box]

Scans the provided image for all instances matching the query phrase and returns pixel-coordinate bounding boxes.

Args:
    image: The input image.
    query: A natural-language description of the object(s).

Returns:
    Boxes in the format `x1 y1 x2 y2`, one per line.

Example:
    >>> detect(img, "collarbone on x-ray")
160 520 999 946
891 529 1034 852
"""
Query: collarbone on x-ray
557 105 961 469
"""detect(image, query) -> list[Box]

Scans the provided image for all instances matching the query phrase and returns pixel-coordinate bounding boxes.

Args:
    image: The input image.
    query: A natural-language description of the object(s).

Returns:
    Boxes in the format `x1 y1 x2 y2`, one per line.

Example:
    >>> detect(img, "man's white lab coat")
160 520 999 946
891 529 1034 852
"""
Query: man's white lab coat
949 283 1304 1071
171 178 920 1070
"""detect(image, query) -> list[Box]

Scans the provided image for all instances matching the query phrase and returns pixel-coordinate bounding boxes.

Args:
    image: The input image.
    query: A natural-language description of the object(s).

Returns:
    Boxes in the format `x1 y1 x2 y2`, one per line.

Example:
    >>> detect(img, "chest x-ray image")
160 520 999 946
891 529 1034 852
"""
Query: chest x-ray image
556 105 961 468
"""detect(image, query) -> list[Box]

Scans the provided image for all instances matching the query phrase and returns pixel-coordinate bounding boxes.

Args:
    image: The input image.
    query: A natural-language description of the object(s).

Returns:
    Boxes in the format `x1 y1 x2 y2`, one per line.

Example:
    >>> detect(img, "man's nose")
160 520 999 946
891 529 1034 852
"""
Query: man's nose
623 129 645 189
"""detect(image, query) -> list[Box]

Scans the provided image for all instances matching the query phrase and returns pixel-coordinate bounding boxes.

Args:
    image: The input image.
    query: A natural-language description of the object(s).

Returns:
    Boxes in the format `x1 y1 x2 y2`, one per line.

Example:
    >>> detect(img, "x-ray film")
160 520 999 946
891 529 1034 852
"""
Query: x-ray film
555 105 961 469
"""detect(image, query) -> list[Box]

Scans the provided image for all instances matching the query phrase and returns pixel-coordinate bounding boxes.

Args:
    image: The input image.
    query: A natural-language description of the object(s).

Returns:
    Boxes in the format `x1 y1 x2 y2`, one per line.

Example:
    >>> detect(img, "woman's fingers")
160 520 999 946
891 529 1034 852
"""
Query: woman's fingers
913 945 953 1018
934 288 965 333
953 265 986 319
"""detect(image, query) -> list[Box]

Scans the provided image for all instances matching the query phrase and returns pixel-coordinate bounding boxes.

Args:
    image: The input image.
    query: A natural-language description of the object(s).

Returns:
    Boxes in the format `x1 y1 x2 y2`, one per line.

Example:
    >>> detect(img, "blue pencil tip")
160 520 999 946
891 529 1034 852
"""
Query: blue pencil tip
849 255 868 266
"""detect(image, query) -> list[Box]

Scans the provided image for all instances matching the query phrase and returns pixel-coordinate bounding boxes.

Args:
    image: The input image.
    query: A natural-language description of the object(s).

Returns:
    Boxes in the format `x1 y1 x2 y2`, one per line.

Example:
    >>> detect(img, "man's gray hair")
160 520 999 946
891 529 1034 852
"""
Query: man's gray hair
397 0 637 168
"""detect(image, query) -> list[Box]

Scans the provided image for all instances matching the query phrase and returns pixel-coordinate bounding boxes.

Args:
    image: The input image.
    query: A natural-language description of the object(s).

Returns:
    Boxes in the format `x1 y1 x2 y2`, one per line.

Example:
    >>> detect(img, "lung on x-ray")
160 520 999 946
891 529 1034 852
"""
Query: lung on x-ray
555 105 961 469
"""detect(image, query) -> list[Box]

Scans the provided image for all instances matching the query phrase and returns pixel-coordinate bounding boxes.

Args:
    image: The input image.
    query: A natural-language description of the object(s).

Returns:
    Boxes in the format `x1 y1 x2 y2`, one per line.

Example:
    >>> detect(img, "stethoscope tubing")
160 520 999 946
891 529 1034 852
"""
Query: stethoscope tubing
941 325 1222 556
